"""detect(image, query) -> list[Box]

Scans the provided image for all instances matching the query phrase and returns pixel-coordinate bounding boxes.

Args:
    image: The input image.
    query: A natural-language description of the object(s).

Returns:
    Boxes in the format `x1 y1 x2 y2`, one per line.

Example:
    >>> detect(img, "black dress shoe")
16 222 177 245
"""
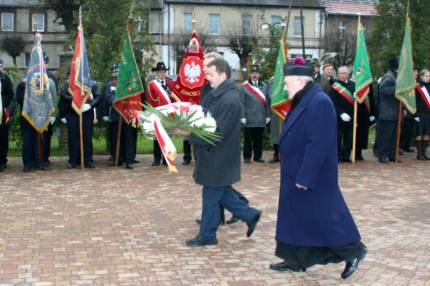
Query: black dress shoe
152 161 160 166
246 210 262 237
342 158 352 163
244 159 251 164
226 215 240 225
185 236 218 247
389 157 401 162
125 163 134 169
40 165 50 171
23 166 32 172
269 261 306 272
268 158 279 163
341 248 367 279
195 218 224 225
67 163 76 169
162 161 167 166
378 157 389 163
182 160 191 165
254 159 265 163
84 162 95 168
133 159 140 164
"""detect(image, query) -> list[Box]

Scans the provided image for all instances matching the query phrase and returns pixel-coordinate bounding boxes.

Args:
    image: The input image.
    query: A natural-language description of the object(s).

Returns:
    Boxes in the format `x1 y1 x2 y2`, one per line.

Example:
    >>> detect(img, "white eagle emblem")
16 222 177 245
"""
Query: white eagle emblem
184 61 201 83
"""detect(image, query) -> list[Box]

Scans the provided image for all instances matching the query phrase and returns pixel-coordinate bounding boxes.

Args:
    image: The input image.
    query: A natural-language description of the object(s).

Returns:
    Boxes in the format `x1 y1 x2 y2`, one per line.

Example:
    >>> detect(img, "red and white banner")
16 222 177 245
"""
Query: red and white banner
242 81 266 106
153 116 177 173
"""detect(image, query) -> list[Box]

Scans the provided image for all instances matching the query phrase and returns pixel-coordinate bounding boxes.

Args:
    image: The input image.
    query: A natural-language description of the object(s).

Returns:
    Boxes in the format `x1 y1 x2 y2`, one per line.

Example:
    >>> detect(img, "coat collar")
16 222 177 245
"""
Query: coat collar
279 84 320 143
210 79 235 98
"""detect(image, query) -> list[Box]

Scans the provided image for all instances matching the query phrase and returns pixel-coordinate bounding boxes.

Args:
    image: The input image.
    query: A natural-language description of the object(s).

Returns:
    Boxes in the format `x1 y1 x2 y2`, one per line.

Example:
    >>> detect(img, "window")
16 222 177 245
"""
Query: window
208 14 220 35
271 15 282 26
1 12 14 32
294 16 305 36
32 13 45 32
25 53 31 67
338 21 347 37
183 12 192 34
149 11 161 34
242 15 252 35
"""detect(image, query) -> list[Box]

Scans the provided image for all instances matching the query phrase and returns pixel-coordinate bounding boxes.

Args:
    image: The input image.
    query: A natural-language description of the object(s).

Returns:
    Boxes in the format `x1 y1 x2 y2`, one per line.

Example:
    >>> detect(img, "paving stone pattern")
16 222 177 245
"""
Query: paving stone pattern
0 151 429 285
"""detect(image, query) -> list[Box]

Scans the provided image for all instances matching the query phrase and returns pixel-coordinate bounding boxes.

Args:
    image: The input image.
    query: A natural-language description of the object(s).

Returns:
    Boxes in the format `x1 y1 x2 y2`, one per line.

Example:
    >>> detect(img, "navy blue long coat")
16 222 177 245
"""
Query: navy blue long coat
276 84 361 247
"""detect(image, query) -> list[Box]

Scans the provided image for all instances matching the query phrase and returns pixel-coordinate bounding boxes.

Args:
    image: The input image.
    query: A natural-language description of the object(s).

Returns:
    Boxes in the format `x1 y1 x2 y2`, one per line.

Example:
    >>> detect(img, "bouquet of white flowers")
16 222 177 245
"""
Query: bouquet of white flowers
133 102 221 172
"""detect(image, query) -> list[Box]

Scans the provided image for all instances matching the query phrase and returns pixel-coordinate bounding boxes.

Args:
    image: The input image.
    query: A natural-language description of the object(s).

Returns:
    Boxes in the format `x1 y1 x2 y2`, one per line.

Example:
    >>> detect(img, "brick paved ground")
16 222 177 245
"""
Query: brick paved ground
0 151 429 285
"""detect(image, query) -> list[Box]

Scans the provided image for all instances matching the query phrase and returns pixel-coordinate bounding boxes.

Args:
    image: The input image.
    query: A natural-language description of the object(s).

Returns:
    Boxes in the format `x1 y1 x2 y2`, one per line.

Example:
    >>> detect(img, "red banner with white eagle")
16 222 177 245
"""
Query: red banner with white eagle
172 32 205 104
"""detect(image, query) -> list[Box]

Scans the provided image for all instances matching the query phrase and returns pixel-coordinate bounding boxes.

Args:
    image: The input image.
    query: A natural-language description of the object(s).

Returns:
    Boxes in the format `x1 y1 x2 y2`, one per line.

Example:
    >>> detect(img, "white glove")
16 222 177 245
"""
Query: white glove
61 118 67 124
265 117 271 124
369 116 375 122
240 118 246 124
102 116 109 122
110 86 116 92
93 118 98 124
83 103 91 112
340 113 351 122
414 117 420 122
49 116 56 125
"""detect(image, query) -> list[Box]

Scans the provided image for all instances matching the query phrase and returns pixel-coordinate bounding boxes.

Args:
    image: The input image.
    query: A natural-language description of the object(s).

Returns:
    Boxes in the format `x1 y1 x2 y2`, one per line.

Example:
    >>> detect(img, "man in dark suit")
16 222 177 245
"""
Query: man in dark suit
0 59 14 172
185 58 262 247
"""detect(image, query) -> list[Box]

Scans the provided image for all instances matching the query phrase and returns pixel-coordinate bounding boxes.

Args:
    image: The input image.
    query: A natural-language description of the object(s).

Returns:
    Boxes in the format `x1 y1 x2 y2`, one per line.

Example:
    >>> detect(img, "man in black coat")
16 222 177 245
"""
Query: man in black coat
377 59 399 163
0 59 14 172
329 66 355 163
185 58 262 247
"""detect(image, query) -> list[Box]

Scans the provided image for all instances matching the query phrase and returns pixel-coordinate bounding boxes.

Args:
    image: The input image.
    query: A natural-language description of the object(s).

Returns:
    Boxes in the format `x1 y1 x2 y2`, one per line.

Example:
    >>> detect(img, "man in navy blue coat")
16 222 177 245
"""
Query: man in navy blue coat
270 58 367 279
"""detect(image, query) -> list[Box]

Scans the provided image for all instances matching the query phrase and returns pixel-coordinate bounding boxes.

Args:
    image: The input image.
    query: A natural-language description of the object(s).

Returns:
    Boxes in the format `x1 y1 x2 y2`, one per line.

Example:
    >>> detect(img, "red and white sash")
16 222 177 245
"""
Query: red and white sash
151 80 172 105
243 81 266 106
416 83 430 111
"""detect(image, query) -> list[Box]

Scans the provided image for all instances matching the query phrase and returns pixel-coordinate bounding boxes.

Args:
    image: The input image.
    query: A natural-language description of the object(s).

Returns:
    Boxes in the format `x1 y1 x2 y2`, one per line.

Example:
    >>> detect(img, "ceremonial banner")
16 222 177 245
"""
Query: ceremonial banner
172 32 205 104
352 19 372 103
21 33 55 133
271 33 291 119
69 24 93 114
113 30 143 124
395 16 416 114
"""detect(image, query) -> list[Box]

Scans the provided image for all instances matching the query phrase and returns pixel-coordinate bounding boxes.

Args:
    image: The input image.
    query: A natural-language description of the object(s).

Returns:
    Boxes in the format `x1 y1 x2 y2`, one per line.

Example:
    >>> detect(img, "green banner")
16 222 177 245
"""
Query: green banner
114 29 144 124
352 20 372 103
271 34 290 119
395 16 416 114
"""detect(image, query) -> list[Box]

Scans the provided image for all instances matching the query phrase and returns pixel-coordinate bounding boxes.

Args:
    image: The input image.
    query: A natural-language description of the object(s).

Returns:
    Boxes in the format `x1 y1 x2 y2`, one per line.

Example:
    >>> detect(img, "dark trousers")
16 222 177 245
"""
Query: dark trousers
183 139 192 162
0 123 8 165
337 121 353 161
199 186 259 240
110 121 134 165
377 119 397 159
21 120 39 168
153 140 166 164
243 127 264 160
273 144 279 159
220 188 249 221
400 117 416 150
132 126 138 160
42 124 53 165
66 111 94 166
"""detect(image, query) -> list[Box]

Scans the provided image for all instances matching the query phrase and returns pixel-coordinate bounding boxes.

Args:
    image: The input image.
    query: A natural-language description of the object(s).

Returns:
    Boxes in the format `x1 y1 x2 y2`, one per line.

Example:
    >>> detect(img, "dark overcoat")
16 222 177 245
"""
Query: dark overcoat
276 84 361 247
190 79 242 187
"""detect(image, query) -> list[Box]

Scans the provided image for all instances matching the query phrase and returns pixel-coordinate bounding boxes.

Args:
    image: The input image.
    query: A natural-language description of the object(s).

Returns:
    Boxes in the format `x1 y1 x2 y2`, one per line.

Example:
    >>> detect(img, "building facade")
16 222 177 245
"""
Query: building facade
149 0 325 78
0 0 68 69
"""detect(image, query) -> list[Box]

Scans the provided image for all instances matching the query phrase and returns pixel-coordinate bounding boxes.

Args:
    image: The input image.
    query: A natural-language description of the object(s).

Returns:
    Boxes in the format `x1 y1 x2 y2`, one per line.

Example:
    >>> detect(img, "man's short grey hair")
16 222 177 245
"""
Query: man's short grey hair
204 52 223 61
338 66 350 73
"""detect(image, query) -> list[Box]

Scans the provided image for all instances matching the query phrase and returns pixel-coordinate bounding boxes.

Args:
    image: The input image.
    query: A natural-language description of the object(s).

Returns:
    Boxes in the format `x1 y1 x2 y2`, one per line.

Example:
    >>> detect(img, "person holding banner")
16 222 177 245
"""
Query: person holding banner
146 62 175 166
61 80 100 169
414 69 430 160
377 59 399 163
329 66 355 163
239 64 271 163
0 59 14 172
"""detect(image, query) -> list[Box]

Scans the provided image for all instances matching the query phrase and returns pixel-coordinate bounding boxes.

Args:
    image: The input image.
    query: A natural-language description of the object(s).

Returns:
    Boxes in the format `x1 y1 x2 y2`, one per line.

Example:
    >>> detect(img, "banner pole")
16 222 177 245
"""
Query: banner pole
352 99 358 163
115 116 123 167
395 104 403 163
79 114 84 169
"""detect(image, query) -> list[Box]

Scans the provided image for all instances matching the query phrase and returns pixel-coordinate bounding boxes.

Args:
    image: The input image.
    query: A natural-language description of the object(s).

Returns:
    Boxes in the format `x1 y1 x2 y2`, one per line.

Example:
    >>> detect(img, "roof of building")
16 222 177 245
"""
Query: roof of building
323 0 377 16
164 0 323 9
1 0 41 7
